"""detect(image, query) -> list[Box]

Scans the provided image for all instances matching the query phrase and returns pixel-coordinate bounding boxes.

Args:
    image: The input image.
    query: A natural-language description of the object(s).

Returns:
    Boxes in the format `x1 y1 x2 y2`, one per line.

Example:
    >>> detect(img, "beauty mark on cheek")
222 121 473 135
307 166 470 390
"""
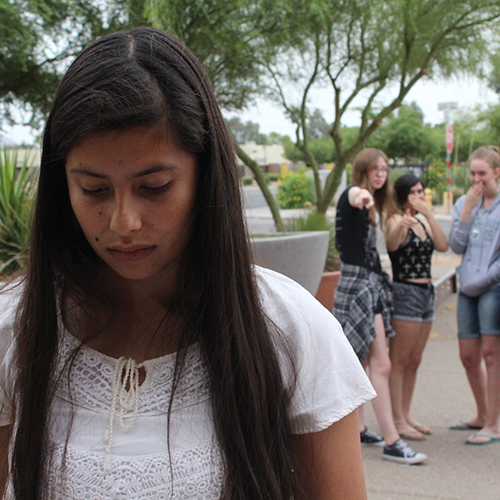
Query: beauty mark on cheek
95 237 99 241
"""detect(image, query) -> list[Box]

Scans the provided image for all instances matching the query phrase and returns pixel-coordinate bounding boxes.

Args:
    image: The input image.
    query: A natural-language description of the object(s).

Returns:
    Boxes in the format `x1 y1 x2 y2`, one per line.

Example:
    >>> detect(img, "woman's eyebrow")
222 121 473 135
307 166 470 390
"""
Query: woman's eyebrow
132 165 176 179
68 165 176 179
68 168 107 179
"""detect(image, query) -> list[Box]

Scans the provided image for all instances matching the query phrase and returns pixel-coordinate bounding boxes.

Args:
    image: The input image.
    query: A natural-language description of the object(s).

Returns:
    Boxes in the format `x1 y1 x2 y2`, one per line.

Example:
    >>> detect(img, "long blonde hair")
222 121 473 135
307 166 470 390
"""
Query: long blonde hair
352 148 395 225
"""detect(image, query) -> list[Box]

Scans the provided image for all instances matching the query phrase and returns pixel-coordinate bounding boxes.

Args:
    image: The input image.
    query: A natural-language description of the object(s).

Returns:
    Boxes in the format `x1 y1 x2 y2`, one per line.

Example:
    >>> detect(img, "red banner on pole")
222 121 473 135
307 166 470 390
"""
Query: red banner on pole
446 123 454 153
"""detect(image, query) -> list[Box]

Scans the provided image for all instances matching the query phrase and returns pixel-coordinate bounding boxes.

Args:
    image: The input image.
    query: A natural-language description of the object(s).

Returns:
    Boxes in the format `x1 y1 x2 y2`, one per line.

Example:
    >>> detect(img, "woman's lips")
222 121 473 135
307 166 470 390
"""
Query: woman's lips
107 246 155 262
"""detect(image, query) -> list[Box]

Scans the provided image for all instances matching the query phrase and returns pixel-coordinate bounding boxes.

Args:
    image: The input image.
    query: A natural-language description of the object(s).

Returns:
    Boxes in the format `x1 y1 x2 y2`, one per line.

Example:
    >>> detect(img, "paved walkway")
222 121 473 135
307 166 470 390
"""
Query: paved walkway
363 289 500 500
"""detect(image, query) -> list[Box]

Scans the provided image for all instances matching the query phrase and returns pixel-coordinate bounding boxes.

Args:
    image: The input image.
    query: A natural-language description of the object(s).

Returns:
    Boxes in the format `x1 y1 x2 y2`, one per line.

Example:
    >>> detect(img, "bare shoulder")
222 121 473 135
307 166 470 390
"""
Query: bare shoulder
385 214 402 232
416 214 432 232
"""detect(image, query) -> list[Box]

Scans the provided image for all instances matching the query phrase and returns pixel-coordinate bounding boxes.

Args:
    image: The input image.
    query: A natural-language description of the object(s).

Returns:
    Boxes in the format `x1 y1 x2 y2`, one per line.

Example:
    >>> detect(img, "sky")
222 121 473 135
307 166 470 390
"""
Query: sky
223 75 499 138
3 75 499 145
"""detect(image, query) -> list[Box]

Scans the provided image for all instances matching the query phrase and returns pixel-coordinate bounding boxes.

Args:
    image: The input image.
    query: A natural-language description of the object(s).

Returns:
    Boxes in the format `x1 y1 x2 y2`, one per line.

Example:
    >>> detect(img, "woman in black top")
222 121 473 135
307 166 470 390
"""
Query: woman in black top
334 150 427 464
385 174 448 440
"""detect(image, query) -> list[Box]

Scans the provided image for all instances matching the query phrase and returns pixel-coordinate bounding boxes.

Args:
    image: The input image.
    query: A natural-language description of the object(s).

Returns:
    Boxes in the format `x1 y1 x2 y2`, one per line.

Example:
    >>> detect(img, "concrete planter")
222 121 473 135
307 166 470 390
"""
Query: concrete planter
251 231 329 295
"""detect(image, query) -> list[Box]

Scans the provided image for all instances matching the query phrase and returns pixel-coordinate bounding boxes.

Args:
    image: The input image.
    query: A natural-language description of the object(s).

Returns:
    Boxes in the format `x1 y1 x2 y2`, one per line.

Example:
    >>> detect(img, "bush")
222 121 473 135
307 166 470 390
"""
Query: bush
451 185 465 203
284 210 340 271
427 161 447 204
451 164 471 192
431 189 442 206
266 173 281 182
427 161 471 204
0 148 38 276
426 161 447 192
277 171 315 209
242 176 254 186
389 167 407 184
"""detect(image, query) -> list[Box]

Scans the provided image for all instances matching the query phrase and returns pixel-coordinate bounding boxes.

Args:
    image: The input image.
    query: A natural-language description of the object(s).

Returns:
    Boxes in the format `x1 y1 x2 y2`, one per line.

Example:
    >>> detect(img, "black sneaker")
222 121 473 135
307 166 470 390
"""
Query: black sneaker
383 438 427 464
360 426 385 447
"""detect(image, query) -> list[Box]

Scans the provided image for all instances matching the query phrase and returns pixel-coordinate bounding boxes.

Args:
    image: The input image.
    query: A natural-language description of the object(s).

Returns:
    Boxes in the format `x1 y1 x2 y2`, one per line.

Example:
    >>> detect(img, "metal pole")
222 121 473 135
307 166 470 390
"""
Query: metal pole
446 147 451 215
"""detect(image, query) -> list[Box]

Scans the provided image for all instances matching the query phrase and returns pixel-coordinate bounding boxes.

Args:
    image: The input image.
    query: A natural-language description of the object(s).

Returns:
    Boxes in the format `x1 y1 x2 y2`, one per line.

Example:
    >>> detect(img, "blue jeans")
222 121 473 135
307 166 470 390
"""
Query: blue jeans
457 287 500 339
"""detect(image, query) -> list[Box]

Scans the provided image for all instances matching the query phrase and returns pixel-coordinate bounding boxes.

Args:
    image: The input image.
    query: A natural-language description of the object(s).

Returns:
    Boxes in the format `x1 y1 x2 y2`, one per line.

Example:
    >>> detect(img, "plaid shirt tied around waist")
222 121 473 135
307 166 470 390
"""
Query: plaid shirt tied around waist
333 263 394 363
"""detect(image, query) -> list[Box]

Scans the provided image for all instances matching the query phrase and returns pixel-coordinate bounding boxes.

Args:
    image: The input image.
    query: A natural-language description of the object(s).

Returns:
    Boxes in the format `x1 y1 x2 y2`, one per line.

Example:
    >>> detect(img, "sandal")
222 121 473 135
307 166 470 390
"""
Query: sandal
394 419 426 441
449 419 482 431
410 421 432 435
398 428 426 441
465 433 500 445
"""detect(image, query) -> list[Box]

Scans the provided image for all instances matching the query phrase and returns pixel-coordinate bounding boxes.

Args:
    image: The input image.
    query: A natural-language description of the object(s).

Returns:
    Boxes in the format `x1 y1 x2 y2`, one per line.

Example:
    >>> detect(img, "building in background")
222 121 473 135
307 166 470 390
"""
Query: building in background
237 144 292 176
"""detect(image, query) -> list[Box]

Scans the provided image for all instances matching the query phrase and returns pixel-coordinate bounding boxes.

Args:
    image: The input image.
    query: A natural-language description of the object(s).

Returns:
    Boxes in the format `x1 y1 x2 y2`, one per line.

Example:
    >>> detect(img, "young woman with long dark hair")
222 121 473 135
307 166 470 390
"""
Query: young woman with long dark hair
385 174 448 441
0 28 375 499
334 149 427 464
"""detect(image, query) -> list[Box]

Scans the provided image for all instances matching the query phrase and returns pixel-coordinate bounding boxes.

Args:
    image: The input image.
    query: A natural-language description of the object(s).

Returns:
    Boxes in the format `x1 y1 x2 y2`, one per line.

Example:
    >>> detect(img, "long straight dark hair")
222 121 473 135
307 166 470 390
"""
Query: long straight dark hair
10 27 301 499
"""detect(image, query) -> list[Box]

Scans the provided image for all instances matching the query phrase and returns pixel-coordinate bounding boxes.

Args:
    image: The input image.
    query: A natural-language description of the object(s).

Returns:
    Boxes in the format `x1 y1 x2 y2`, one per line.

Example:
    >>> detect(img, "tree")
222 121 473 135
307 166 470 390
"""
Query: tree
283 137 335 164
307 109 330 139
0 0 129 127
488 49 500 95
265 0 500 214
3 0 291 230
369 103 436 162
145 0 293 230
226 118 261 144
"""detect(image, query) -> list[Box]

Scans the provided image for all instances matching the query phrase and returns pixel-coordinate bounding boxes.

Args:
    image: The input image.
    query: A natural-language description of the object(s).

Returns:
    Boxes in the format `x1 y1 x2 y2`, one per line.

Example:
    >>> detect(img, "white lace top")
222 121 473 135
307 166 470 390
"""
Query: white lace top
0 267 375 499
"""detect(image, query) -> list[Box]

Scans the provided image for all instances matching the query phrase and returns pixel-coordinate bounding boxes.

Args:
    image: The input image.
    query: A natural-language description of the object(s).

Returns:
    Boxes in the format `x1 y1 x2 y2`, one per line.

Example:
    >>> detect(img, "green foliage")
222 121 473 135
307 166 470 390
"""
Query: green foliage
368 103 438 161
451 185 465 203
389 167 408 185
283 138 305 163
227 118 261 144
242 176 254 185
309 139 335 164
284 210 340 272
145 0 288 112
277 171 315 209
444 107 496 163
478 104 500 146
426 161 447 200
426 162 471 204
1 0 125 126
265 173 280 182
451 164 471 192
0 148 37 275
488 49 500 95
283 137 334 164
307 109 330 139
264 0 500 214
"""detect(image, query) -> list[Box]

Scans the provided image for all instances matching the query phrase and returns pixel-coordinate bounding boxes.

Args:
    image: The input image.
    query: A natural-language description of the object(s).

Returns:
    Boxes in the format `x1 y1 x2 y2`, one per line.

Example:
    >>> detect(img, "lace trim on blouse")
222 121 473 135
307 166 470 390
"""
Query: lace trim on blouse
44 333 224 499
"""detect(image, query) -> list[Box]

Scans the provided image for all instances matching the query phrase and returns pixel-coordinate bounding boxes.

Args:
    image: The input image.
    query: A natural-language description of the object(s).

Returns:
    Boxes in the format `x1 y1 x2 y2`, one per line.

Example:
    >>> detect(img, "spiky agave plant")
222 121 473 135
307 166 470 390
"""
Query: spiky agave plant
0 148 38 276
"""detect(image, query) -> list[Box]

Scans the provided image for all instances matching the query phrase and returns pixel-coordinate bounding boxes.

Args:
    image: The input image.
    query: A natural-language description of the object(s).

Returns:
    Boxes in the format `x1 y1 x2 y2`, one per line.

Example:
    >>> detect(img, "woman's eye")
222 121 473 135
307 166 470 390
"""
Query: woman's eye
141 182 171 194
82 187 108 196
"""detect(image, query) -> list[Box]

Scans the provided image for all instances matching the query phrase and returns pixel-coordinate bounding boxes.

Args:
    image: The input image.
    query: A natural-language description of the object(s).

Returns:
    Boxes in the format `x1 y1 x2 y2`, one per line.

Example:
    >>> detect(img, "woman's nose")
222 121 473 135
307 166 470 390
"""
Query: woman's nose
109 197 142 236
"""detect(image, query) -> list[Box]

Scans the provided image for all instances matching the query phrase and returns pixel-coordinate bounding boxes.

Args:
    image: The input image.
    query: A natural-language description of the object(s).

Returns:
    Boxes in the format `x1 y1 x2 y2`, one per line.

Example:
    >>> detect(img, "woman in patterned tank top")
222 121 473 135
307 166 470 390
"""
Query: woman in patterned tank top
385 174 448 441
